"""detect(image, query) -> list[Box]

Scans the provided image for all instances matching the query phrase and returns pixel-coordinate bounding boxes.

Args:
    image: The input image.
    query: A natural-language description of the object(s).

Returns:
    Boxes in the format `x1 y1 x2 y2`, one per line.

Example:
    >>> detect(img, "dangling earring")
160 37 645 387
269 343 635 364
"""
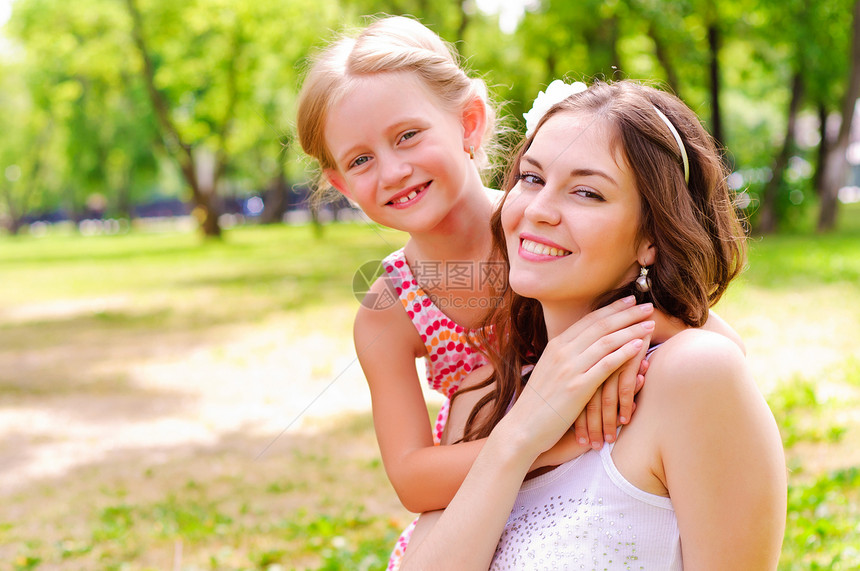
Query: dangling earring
469 145 475 160
635 266 651 292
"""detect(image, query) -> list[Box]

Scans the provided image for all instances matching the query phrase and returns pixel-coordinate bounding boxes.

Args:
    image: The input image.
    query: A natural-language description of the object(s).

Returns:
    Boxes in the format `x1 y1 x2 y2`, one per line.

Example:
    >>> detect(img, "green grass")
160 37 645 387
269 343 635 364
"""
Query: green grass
1 210 859 569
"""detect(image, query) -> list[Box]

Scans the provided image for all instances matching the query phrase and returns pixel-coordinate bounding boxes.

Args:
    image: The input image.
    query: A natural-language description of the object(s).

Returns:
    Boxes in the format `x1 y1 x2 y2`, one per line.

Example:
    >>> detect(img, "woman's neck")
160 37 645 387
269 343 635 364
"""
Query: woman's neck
543 303 591 340
543 302 688 344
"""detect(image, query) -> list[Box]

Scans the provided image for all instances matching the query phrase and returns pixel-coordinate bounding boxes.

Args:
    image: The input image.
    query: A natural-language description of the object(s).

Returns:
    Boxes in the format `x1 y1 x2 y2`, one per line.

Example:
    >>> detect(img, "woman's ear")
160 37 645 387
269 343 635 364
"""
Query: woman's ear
461 96 487 154
637 239 656 267
323 169 352 200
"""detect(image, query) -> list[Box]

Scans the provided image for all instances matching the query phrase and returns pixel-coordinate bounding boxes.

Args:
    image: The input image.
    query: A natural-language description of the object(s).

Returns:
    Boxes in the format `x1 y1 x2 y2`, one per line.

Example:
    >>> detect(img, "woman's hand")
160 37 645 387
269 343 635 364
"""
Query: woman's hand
496 296 655 461
573 343 650 449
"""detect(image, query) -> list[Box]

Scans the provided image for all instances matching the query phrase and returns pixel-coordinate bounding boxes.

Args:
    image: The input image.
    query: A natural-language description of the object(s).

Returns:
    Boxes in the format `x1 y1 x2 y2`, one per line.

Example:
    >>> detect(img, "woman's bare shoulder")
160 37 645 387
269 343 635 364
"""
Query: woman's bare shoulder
643 328 752 409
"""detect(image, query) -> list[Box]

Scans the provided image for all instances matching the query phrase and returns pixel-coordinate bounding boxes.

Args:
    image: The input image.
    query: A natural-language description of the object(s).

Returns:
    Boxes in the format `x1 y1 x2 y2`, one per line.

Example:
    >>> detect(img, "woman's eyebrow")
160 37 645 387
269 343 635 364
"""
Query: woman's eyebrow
570 168 618 186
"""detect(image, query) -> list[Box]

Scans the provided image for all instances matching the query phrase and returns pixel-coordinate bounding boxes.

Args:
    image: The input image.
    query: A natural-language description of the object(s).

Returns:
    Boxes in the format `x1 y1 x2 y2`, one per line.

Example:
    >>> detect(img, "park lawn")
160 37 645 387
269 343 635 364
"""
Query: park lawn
0 209 859 570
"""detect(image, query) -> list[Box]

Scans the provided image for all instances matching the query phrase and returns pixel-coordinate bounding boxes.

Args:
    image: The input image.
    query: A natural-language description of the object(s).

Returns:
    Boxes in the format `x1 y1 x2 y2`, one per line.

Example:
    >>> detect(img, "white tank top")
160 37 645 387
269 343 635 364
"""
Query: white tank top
489 440 682 570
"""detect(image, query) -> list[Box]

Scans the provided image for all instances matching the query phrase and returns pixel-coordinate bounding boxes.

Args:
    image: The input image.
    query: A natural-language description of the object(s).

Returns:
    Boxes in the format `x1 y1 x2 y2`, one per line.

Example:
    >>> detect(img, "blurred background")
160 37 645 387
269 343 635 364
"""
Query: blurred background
1 0 858 569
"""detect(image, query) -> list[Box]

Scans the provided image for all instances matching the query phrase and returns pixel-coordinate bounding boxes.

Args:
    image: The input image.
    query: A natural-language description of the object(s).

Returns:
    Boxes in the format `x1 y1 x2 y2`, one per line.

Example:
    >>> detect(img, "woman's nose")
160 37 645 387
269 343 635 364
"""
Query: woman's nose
523 188 561 225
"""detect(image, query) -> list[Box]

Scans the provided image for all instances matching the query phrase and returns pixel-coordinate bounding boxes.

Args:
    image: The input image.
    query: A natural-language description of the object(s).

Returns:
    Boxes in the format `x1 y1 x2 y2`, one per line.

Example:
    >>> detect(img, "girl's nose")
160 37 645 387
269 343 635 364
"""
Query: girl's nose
379 152 412 188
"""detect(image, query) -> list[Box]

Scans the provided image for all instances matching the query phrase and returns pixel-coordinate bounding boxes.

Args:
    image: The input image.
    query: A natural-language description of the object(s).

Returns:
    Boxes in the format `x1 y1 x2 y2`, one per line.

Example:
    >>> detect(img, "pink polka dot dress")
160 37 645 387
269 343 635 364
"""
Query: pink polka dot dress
381 248 489 569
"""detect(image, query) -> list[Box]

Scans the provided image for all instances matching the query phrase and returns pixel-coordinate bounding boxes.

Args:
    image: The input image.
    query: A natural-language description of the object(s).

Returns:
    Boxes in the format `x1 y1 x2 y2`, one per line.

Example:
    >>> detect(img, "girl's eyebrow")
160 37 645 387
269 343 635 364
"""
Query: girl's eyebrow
522 156 618 186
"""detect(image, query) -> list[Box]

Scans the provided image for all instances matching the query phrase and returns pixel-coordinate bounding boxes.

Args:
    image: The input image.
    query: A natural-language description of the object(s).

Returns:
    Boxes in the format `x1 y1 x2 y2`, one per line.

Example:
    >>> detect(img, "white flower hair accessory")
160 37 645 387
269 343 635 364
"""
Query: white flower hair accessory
523 79 588 138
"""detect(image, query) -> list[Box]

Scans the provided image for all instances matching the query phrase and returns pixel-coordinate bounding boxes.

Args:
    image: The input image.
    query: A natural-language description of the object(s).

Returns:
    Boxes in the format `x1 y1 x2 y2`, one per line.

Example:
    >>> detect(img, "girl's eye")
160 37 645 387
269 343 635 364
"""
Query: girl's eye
399 130 419 143
349 155 371 169
517 172 544 186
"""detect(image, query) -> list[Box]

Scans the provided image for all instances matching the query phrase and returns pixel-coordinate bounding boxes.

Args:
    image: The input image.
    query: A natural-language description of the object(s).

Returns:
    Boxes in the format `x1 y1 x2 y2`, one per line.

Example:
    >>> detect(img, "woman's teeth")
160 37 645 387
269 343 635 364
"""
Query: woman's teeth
521 238 571 257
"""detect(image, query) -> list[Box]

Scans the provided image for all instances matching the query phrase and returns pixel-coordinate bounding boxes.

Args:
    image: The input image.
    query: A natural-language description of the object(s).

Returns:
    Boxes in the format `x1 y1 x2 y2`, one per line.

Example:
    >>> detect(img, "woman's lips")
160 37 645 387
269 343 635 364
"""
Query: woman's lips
519 236 572 258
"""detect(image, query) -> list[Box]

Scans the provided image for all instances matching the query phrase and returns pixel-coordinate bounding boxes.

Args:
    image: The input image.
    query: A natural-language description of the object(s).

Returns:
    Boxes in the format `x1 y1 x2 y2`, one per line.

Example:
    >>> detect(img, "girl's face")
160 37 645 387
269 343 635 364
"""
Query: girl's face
323 72 481 234
501 111 653 308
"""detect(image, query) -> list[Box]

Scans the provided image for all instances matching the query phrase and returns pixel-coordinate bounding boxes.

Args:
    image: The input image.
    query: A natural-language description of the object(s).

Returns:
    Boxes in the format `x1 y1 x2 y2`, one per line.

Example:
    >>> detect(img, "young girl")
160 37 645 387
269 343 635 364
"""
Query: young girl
402 79 786 569
296 16 741 568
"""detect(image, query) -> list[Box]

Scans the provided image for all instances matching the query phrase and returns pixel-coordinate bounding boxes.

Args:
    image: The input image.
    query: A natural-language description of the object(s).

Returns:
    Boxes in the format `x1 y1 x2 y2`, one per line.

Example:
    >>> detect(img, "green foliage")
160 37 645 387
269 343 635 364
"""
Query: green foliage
769 376 848 448
781 467 860 570
0 0 856 233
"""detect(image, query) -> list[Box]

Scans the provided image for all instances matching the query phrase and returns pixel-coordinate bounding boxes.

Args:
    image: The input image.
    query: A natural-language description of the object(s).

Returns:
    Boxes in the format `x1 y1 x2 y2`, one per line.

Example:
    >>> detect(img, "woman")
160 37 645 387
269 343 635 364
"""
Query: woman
401 80 787 569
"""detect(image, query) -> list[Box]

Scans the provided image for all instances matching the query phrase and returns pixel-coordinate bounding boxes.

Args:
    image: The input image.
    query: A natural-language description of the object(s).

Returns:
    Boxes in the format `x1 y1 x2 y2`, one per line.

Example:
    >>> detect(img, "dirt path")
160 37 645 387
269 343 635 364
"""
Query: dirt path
2 288 858 497
0 301 448 498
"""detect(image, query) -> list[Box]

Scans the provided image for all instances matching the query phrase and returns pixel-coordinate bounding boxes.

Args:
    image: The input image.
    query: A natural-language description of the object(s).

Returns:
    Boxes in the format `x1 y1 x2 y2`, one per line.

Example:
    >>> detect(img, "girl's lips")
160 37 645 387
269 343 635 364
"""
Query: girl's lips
387 183 430 208
518 235 572 260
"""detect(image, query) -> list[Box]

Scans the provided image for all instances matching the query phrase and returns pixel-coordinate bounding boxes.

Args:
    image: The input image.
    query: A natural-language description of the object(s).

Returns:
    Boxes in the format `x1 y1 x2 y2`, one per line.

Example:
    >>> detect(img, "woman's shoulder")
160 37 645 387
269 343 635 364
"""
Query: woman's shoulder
644 328 751 403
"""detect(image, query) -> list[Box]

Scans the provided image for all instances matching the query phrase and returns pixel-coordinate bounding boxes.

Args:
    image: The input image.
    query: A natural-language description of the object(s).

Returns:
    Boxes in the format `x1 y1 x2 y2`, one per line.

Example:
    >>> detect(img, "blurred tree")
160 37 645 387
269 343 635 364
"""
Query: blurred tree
6 0 161 228
2 0 858 235
123 0 343 238
0 60 56 234
818 0 860 231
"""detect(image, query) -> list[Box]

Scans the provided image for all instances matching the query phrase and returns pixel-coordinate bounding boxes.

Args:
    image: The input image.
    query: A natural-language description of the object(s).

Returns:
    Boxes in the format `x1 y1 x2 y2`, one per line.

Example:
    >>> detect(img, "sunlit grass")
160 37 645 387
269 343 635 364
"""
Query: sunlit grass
1 212 859 569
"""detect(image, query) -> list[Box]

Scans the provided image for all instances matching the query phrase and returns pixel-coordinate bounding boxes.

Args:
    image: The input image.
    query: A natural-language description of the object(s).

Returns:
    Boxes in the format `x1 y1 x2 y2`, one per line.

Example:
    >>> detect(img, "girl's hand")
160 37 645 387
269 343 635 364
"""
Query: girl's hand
496 297 655 460
573 340 650 449
530 427 588 470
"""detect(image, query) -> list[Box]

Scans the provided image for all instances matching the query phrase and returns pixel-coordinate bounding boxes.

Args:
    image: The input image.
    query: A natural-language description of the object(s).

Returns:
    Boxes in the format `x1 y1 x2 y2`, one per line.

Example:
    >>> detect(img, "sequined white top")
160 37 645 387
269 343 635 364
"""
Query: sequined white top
489 439 682 570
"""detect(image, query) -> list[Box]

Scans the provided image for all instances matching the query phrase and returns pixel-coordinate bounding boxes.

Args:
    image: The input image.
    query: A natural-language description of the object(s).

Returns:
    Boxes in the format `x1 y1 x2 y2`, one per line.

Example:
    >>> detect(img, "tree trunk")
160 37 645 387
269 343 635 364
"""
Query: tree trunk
260 171 288 224
818 0 860 231
648 22 681 98
707 21 724 147
0 185 21 235
813 102 830 193
124 0 222 238
757 73 804 234
456 0 470 43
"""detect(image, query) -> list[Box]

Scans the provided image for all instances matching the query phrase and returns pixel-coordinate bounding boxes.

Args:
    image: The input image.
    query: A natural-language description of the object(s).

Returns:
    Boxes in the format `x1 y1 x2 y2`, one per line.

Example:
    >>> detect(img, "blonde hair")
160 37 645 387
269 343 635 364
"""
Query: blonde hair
296 16 498 199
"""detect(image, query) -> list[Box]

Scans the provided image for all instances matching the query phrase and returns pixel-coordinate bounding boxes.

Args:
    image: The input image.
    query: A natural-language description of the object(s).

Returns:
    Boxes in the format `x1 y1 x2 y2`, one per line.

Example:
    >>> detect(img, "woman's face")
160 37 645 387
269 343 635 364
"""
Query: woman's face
501 111 651 308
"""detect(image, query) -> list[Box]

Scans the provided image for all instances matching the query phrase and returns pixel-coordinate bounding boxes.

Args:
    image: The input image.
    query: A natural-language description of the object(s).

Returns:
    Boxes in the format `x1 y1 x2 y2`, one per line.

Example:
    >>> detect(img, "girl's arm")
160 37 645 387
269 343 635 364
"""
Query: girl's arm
354 276 488 513
647 330 786 568
356 276 626 513
402 299 655 569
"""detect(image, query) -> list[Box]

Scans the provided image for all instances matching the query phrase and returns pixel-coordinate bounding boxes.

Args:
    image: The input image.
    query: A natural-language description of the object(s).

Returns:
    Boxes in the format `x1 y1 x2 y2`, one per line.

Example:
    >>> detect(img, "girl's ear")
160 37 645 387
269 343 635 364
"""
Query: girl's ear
461 96 487 154
323 169 351 200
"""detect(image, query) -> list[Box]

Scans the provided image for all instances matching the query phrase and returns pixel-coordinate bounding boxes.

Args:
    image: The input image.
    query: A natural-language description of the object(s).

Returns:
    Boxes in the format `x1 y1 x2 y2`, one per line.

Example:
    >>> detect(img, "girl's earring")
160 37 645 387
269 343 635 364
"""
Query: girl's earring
469 145 475 160
635 266 651 292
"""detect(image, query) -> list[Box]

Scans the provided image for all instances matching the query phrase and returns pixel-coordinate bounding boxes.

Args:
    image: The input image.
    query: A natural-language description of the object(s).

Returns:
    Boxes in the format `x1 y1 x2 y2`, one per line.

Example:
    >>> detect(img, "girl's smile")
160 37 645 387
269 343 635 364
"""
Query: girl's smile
387 182 431 208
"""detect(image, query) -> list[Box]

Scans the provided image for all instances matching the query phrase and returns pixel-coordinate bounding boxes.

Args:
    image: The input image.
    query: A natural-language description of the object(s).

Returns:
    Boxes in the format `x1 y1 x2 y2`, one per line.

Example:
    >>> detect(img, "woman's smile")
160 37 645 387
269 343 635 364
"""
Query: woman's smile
518 233 573 260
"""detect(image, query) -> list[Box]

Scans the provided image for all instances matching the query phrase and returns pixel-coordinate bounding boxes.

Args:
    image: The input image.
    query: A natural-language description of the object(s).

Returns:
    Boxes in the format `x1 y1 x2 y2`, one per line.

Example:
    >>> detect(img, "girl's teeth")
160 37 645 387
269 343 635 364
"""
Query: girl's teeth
393 190 419 204
522 239 571 257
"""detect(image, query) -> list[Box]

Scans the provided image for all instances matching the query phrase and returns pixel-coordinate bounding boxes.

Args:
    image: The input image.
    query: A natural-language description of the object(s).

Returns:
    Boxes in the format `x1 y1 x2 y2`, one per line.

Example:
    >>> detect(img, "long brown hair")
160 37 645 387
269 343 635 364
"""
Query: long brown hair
457 80 747 442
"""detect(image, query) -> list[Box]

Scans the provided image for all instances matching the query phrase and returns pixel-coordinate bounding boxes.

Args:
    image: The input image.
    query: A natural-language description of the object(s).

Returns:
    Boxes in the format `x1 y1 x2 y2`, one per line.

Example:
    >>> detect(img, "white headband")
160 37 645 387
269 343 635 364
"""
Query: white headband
652 107 689 184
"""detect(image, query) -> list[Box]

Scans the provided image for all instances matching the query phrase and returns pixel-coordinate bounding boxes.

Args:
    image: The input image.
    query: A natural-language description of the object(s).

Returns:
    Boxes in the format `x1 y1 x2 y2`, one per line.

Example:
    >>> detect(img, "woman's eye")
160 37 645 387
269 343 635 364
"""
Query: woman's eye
574 188 604 200
517 172 544 186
